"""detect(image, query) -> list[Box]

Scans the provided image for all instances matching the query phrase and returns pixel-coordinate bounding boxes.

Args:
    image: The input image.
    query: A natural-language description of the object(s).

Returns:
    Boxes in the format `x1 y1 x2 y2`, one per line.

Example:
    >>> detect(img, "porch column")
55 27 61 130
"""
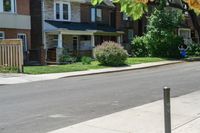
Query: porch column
57 32 63 48
56 32 63 63
117 35 122 44
42 32 47 65
91 35 95 58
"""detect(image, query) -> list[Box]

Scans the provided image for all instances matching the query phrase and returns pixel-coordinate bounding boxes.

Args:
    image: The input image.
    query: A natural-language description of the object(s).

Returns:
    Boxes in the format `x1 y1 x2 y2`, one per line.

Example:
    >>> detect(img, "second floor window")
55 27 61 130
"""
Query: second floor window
0 0 16 13
91 8 102 22
54 2 71 21
96 9 102 21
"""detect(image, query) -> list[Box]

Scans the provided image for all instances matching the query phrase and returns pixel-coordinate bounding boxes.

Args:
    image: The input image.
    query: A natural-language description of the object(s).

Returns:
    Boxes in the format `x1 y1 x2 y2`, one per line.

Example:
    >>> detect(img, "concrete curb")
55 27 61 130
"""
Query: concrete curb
184 57 200 62
60 61 183 78
0 61 183 85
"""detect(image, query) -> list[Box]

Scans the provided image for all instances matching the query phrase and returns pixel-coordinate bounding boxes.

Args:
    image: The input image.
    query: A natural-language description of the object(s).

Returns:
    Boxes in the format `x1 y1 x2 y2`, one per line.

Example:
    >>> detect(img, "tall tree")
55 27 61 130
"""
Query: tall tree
92 0 200 39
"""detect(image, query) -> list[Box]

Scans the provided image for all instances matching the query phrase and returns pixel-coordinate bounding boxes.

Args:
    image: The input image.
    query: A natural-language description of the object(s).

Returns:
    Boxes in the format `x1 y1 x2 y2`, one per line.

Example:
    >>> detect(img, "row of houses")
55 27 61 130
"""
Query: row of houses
0 0 198 65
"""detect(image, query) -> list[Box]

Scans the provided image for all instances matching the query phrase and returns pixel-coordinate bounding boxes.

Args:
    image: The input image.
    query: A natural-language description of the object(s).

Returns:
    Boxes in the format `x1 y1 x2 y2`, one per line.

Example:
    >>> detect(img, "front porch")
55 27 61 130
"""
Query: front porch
45 31 123 63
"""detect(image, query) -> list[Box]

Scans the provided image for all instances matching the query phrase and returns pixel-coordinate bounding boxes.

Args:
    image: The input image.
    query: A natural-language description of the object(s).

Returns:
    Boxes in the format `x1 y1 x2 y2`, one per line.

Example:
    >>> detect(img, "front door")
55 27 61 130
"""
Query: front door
17 33 28 63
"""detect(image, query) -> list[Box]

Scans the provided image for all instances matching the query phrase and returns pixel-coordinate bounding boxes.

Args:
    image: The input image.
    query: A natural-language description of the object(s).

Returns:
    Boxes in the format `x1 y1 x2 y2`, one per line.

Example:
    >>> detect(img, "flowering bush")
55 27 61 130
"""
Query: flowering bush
95 41 128 66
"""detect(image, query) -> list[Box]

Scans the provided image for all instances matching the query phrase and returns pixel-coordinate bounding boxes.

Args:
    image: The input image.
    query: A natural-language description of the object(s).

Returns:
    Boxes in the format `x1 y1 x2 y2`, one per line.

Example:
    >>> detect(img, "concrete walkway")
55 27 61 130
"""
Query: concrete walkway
48 90 200 133
0 61 181 85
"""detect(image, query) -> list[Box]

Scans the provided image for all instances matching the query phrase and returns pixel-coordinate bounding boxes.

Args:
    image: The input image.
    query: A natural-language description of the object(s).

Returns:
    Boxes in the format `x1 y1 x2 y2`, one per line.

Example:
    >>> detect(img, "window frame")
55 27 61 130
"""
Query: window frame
54 1 71 21
90 8 102 22
178 28 192 44
128 29 134 41
17 33 28 52
0 32 5 40
178 28 191 39
96 8 102 22
0 0 16 13
91 8 96 22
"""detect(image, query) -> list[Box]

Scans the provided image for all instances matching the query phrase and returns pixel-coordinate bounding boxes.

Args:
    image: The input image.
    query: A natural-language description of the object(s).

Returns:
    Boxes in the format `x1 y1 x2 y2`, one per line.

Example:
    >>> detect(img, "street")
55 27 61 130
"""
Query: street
1 62 200 133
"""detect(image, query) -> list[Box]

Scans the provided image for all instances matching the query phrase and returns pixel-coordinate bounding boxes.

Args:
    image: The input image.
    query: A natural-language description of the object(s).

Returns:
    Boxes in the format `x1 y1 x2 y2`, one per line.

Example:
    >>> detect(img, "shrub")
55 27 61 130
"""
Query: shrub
130 8 183 59
149 35 182 58
59 55 77 64
187 43 200 56
131 36 150 57
95 41 128 66
81 56 92 65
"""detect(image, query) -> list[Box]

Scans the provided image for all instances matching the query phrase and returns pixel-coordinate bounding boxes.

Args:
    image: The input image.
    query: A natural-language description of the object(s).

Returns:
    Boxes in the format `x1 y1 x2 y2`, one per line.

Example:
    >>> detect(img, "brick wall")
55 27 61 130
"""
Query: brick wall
17 0 30 15
115 4 121 30
0 28 31 48
80 4 90 23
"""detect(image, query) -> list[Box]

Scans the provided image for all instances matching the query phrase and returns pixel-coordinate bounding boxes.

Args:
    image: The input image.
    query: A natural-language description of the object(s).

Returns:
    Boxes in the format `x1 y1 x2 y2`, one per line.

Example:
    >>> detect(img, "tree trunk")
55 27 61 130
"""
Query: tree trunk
188 10 200 43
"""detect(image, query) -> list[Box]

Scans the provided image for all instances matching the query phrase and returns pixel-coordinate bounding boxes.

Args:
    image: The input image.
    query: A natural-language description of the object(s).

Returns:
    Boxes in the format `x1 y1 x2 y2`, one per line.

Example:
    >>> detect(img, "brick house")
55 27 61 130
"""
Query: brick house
0 0 31 64
30 0 199 64
178 14 200 44
114 4 147 51
31 0 124 64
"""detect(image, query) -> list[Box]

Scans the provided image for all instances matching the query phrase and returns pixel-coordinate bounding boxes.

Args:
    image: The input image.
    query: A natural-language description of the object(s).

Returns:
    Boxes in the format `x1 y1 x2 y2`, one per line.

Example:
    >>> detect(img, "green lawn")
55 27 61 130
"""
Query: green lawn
24 57 166 74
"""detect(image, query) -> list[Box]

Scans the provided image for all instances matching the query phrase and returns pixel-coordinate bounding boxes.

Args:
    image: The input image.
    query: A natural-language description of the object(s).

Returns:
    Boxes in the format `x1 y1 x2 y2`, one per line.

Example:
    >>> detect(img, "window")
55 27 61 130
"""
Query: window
55 3 60 19
91 8 96 22
63 4 69 20
123 13 129 21
91 8 102 22
96 9 102 21
0 32 5 40
128 29 134 41
178 28 192 44
0 0 16 13
54 2 71 21
17 33 28 52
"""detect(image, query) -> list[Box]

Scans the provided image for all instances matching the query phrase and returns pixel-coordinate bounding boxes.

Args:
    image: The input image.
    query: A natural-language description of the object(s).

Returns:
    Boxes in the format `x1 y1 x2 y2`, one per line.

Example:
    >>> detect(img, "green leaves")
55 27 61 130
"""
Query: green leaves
91 0 148 20
91 0 103 5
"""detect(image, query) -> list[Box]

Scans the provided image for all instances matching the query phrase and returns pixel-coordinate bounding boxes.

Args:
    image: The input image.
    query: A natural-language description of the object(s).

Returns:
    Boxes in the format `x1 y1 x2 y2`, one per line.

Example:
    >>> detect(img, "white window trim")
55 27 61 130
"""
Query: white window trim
96 8 102 21
0 0 16 13
178 28 192 44
91 8 96 22
178 28 191 38
91 8 102 22
54 1 71 21
0 31 5 39
17 33 28 51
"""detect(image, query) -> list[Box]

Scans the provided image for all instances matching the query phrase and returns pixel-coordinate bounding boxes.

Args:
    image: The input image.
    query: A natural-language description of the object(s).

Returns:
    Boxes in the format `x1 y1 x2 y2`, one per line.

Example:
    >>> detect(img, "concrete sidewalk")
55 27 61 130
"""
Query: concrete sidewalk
48 90 200 133
0 61 181 85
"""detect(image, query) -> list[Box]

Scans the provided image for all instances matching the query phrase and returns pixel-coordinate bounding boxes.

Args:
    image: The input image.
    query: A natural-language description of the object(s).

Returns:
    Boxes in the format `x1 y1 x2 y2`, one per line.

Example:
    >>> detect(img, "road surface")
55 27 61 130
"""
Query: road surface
0 61 200 133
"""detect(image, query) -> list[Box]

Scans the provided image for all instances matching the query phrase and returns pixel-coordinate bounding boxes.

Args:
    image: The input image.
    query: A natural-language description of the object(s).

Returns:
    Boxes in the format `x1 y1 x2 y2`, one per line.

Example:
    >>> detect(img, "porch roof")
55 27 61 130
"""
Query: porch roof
45 20 123 35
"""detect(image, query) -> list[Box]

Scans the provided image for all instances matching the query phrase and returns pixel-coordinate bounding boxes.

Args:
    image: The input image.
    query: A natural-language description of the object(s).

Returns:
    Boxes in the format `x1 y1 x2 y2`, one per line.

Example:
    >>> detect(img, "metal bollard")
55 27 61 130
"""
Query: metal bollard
163 87 171 133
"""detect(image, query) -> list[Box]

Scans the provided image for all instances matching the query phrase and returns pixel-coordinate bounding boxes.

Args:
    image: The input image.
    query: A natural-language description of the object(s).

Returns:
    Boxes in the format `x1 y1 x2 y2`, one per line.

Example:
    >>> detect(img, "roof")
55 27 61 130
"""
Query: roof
45 20 119 33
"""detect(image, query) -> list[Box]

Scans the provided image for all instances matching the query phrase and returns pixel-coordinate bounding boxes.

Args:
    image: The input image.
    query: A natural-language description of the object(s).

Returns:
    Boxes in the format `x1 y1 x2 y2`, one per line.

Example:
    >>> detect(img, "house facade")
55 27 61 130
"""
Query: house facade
30 0 200 65
31 0 124 64
0 0 31 64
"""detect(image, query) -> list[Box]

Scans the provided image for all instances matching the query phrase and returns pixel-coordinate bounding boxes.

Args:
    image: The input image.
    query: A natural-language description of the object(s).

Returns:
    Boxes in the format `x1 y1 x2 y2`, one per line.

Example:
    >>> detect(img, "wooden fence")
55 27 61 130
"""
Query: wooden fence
0 39 24 72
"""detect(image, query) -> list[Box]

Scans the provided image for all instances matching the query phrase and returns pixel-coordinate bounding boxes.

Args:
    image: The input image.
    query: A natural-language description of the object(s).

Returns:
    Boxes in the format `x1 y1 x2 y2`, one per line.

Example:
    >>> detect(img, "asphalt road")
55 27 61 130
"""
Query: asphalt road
1 62 200 133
